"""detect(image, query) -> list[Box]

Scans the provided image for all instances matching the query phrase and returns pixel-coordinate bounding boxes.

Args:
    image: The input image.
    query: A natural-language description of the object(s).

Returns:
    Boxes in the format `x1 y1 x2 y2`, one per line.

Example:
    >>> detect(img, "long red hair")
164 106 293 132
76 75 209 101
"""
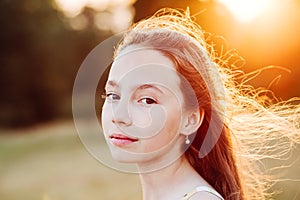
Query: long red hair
116 26 244 200
114 8 300 200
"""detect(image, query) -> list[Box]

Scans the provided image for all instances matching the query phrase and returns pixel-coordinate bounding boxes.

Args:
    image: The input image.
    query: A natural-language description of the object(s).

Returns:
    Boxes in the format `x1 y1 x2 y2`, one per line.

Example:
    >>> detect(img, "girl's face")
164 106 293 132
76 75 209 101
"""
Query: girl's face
101 47 190 165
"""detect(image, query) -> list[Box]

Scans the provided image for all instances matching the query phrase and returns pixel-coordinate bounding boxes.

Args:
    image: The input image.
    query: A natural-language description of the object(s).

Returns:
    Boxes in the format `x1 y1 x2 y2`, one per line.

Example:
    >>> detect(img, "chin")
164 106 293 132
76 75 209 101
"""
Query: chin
108 146 182 172
110 149 139 163
108 145 143 163
108 146 162 165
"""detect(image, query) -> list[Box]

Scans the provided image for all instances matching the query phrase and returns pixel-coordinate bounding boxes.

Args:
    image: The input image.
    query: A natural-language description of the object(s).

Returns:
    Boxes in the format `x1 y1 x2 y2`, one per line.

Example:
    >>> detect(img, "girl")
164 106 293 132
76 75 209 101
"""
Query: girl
100 8 300 200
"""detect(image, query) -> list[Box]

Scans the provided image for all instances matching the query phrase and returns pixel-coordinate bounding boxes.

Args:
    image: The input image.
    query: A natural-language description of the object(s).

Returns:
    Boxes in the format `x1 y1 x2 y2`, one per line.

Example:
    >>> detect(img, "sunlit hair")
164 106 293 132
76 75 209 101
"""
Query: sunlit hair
113 8 300 200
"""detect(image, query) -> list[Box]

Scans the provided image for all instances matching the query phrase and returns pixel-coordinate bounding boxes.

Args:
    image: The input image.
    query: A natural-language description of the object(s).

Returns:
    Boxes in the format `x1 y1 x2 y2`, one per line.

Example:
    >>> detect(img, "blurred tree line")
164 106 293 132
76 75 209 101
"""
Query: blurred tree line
0 0 109 128
1 0 299 129
0 0 217 129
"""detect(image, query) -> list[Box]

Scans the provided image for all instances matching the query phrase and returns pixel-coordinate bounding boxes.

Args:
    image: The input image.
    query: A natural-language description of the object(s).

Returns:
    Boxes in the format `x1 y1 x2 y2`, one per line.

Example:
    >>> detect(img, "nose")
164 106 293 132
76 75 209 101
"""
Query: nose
111 102 132 126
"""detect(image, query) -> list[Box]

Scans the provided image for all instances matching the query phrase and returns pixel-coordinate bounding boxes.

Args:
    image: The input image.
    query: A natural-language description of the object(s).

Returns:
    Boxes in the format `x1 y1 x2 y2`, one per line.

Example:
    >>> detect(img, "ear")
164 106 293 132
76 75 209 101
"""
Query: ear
180 108 205 136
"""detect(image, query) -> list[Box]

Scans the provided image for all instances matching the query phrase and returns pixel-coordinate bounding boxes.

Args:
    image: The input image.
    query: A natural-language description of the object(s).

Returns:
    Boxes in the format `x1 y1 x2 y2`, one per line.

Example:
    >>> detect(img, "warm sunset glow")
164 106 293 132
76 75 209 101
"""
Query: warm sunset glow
54 0 89 17
54 0 132 17
218 0 272 23
54 0 135 32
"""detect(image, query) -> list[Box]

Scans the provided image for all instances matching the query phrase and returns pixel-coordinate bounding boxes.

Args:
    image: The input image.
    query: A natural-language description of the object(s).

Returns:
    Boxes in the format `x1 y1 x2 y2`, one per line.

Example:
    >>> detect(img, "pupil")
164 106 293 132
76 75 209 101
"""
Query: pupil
146 98 155 104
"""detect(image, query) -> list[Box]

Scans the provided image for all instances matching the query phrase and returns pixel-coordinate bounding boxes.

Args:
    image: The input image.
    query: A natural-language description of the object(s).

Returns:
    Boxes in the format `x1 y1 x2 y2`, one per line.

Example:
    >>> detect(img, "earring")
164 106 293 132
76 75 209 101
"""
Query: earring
185 135 190 144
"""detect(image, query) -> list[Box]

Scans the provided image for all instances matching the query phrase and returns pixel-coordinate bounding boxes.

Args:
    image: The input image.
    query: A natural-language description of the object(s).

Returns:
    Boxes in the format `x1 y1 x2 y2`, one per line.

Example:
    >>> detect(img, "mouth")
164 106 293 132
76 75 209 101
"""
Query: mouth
109 134 139 146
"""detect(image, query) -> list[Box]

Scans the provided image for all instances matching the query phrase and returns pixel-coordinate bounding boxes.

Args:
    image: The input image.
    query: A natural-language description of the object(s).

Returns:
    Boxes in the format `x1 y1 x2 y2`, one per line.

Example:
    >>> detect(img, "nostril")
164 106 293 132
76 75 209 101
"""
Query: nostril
112 117 132 126
111 102 132 126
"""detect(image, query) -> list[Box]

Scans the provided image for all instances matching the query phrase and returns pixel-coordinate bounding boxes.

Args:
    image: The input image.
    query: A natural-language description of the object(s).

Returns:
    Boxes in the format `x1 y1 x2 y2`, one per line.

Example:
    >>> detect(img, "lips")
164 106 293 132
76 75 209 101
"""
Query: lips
109 134 138 146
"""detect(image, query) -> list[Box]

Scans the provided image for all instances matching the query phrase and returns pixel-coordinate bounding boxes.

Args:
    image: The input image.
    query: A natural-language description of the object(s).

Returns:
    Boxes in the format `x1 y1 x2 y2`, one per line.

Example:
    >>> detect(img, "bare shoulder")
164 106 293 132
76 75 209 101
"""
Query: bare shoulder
189 192 223 200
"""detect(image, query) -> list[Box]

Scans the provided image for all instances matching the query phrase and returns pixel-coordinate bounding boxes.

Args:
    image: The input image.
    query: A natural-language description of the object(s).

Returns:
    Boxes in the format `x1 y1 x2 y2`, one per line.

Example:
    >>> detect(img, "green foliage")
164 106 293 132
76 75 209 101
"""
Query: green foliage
0 0 104 128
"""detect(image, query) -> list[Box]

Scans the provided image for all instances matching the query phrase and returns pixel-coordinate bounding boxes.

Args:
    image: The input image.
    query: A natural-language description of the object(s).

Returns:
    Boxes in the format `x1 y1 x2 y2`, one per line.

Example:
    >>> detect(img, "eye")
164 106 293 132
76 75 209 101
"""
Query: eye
138 97 157 105
106 92 120 101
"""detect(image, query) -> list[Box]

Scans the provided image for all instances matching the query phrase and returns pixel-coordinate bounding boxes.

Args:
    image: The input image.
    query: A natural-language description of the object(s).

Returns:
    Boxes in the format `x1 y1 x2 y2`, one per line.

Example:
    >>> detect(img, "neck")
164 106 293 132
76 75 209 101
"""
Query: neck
139 156 205 200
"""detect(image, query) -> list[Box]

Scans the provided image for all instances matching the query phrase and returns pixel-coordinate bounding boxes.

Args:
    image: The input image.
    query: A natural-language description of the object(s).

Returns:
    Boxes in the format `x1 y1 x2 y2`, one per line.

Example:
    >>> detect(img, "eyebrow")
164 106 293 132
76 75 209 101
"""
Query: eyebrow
105 80 118 89
136 84 163 94
105 81 163 94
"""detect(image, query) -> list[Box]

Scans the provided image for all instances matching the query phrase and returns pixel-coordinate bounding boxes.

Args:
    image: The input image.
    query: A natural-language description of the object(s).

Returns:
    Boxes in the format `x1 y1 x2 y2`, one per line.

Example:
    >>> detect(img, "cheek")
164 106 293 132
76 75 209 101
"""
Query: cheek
163 106 182 135
161 105 182 140
145 106 182 150
129 104 170 139
130 106 152 128
101 103 111 133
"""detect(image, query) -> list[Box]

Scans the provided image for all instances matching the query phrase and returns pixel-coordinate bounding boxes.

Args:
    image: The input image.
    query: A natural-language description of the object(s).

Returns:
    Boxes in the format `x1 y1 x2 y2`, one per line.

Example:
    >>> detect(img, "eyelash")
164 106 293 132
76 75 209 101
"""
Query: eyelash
104 92 120 101
103 92 158 105
138 97 158 105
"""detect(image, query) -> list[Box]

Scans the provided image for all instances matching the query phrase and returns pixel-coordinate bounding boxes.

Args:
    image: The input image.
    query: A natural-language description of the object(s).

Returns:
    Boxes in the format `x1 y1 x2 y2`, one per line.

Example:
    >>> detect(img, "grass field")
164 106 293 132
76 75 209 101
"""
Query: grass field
0 121 141 200
0 121 299 200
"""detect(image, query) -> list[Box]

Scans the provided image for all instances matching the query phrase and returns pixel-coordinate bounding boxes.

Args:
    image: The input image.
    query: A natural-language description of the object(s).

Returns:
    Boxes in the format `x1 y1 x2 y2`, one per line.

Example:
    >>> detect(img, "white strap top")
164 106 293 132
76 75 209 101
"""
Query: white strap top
182 186 224 200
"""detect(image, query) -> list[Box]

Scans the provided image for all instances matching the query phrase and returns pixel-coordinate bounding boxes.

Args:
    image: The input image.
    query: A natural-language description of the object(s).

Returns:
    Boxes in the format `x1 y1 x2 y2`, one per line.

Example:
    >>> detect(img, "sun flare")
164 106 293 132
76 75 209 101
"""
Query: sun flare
218 0 272 23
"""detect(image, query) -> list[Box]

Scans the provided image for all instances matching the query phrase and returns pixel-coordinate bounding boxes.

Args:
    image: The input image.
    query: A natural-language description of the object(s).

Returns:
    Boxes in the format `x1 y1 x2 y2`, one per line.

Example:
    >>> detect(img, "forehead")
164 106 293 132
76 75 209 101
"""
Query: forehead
108 47 181 89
